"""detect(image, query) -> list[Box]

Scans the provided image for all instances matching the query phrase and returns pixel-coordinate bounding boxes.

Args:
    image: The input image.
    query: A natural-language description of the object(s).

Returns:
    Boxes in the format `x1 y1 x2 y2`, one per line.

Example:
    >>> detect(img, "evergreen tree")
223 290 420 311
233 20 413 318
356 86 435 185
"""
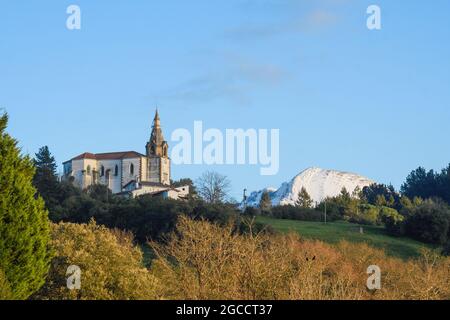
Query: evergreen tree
437 164 450 203
0 113 52 299
296 187 313 209
0 268 12 300
401 167 438 200
33 146 60 212
259 191 272 214
375 195 387 207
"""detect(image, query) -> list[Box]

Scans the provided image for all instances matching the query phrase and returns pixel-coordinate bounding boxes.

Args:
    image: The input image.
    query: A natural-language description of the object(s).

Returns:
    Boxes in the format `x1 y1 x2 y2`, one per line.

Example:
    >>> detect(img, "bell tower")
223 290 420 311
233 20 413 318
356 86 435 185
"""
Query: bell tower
146 110 170 185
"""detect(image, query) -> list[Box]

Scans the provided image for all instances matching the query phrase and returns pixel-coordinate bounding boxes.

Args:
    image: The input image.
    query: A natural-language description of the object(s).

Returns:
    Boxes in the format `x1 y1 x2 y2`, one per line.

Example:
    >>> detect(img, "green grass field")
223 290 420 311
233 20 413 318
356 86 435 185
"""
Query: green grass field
257 216 435 260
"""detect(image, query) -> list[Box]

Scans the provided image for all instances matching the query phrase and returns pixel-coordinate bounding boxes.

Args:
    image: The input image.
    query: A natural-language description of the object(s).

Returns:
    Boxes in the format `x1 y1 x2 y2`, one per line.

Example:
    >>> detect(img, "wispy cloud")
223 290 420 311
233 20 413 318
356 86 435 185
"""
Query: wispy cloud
224 0 351 41
224 9 339 41
160 57 289 105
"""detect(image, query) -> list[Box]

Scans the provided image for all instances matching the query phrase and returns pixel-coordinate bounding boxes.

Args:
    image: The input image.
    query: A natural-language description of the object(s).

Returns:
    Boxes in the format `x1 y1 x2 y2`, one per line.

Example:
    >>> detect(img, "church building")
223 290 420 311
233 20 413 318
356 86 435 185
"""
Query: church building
62 110 189 200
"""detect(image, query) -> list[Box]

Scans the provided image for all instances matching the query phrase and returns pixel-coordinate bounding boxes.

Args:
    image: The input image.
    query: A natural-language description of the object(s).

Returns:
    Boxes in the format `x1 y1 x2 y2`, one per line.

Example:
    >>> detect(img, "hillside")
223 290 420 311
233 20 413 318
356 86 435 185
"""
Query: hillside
257 216 434 260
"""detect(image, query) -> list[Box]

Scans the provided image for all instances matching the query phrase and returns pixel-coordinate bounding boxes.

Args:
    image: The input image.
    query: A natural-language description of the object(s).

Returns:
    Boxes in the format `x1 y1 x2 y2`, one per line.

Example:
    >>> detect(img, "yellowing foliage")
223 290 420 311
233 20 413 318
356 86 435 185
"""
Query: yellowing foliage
35 220 160 300
150 216 450 300
35 217 449 300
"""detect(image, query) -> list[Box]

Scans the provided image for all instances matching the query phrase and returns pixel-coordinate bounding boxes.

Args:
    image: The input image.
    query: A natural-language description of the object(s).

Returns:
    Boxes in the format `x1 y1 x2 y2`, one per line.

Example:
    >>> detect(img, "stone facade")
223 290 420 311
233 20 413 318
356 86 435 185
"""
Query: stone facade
63 111 188 200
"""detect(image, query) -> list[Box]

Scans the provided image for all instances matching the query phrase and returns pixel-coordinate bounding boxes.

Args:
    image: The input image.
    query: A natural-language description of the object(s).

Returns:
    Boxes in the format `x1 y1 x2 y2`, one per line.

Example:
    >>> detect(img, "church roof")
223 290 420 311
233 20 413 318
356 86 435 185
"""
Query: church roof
70 151 145 161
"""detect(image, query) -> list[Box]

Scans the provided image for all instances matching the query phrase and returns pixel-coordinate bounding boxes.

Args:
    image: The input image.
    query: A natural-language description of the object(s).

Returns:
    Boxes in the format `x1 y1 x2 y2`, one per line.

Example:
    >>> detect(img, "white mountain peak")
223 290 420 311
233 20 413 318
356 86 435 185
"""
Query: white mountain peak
246 167 375 207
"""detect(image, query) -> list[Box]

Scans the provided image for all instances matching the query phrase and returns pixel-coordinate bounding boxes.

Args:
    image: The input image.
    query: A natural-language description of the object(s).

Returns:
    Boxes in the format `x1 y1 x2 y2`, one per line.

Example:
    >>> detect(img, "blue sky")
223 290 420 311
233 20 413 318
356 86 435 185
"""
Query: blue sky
1 1 450 200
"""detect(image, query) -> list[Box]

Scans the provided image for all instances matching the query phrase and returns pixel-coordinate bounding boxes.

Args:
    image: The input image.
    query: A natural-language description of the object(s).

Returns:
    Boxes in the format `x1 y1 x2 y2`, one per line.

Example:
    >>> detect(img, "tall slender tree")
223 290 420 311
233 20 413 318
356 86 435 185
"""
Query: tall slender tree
33 146 60 212
259 191 272 213
296 187 313 209
0 113 52 299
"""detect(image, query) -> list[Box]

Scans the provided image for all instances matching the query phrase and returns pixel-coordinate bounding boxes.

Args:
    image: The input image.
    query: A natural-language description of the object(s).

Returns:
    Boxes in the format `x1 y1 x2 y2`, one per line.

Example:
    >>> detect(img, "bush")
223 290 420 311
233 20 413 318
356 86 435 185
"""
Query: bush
270 205 324 222
150 217 450 300
404 200 450 245
355 204 380 225
50 189 242 243
34 221 160 300
443 241 450 256
380 207 405 235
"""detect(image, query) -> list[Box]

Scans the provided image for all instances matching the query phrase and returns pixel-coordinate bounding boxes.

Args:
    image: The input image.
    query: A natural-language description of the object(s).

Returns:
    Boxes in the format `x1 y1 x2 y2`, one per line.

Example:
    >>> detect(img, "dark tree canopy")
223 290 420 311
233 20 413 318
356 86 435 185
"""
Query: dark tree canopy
401 165 450 204
33 146 60 212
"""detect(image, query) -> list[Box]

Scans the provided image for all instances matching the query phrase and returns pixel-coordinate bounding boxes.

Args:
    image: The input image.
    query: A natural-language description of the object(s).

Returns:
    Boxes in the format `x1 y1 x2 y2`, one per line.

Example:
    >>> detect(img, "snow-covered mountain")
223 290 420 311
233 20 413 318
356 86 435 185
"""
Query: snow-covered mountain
246 167 375 207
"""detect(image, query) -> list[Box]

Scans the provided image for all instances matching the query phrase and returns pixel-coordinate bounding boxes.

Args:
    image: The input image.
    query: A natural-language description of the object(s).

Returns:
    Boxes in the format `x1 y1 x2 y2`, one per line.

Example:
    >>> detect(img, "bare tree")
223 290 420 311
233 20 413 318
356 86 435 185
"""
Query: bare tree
196 171 231 204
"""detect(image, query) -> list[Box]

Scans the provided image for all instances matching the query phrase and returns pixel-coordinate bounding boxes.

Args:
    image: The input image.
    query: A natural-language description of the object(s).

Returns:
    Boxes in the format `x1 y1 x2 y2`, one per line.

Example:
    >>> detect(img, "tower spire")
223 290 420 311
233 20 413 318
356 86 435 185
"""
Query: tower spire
153 108 160 128
146 109 167 158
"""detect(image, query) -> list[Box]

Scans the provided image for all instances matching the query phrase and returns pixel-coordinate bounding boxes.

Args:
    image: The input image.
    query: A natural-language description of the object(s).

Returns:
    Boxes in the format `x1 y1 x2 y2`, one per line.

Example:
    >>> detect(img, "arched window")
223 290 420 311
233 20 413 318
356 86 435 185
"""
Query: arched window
86 165 91 175
100 165 105 177
114 165 119 176
130 163 134 175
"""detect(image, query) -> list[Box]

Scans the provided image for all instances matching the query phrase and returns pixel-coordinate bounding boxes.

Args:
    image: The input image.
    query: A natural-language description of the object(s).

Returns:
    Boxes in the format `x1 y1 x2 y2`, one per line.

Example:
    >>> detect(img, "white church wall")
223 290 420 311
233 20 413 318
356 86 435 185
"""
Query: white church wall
141 157 148 181
130 185 170 198
71 159 85 189
82 159 98 188
97 159 122 194
174 185 190 198
121 157 143 189
161 158 171 185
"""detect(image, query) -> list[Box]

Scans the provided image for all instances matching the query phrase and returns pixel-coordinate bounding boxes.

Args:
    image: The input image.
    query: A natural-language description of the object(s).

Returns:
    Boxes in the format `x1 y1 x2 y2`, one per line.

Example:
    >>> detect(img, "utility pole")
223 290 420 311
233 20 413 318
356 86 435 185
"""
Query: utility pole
242 188 248 213
324 200 327 224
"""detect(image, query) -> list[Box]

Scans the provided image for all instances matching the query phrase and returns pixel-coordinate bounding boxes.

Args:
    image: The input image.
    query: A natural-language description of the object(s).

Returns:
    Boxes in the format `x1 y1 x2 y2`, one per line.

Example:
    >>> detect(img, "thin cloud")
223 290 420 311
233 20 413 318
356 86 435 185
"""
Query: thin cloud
224 9 339 41
160 59 289 105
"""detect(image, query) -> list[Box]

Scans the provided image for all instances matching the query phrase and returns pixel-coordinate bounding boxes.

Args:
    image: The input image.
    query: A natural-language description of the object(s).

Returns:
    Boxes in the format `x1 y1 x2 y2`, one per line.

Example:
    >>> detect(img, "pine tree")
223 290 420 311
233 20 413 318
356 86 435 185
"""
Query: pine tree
259 191 272 213
0 113 52 299
375 195 387 207
296 187 313 209
33 146 60 212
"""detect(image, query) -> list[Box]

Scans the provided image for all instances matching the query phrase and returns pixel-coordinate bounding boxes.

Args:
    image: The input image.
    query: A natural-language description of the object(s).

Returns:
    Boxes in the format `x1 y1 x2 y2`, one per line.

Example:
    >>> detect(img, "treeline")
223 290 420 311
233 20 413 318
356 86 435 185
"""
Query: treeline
1 111 450 300
0 113 268 299
253 167 450 253
401 165 450 203
32 147 269 243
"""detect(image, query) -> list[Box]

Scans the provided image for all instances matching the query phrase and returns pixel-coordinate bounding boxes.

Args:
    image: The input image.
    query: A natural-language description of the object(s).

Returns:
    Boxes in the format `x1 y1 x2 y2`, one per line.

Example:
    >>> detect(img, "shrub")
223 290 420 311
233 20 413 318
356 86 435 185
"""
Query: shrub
150 216 450 300
443 241 450 256
356 204 381 225
34 221 160 300
270 205 324 222
51 191 241 243
380 207 405 235
404 200 450 245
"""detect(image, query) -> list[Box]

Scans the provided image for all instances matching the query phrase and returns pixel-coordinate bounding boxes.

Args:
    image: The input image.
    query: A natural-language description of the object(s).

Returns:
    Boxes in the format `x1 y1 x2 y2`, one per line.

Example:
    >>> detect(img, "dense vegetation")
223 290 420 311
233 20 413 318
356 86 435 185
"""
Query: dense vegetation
255 171 450 254
33 221 160 300
2 111 450 300
28 217 450 300
0 114 52 300
149 217 449 300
